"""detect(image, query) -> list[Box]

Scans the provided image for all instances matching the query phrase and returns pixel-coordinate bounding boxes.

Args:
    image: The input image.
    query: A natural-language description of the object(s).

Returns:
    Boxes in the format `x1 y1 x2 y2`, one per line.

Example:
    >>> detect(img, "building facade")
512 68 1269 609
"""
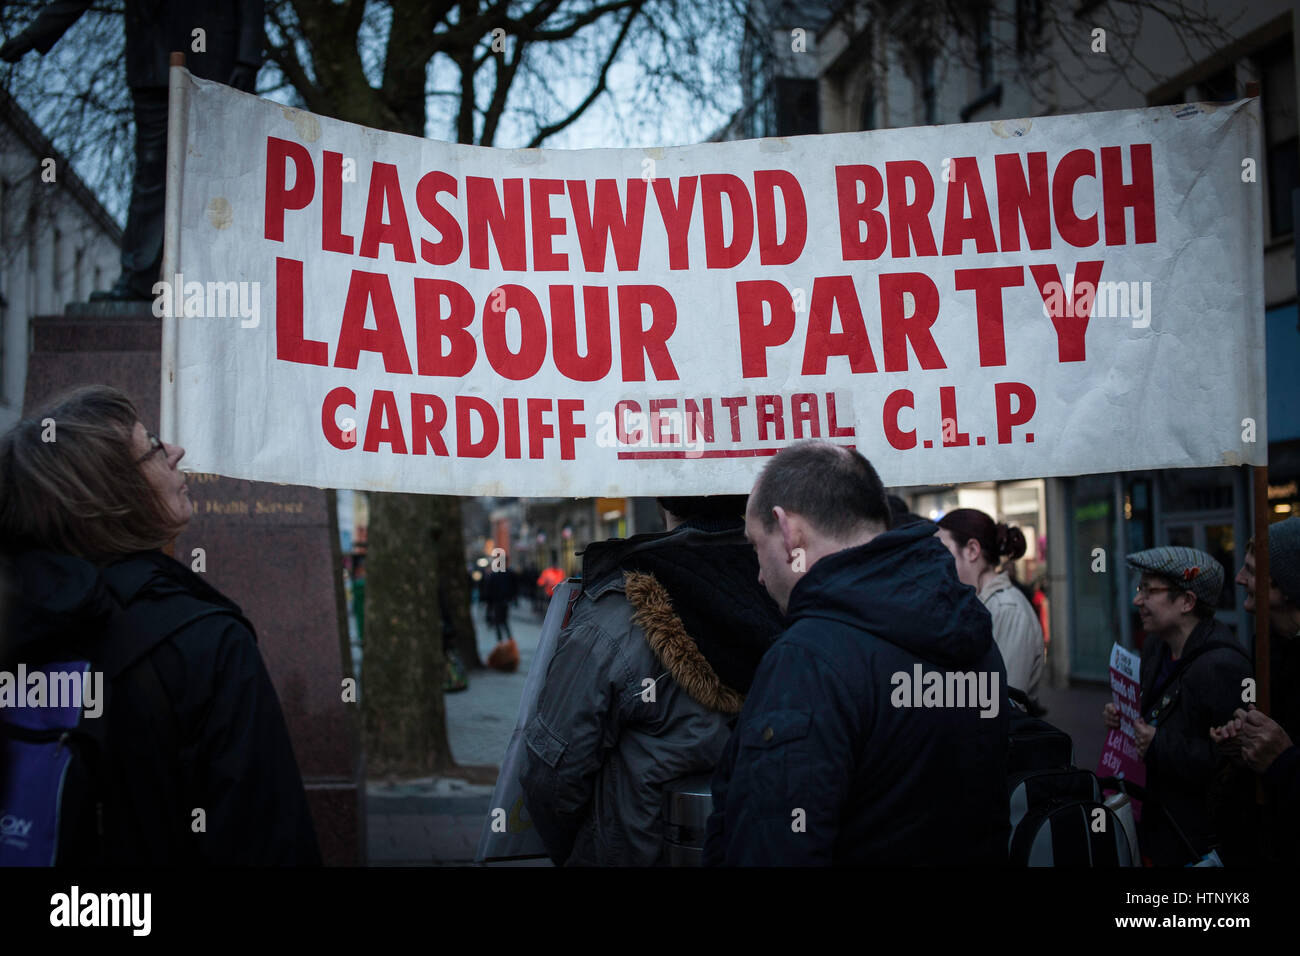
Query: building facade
0 89 121 433
730 0 1299 683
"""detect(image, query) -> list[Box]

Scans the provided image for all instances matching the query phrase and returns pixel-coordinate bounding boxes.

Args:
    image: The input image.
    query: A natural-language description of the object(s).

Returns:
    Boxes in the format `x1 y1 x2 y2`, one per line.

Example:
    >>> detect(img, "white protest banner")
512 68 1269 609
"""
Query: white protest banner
164 73 1266 495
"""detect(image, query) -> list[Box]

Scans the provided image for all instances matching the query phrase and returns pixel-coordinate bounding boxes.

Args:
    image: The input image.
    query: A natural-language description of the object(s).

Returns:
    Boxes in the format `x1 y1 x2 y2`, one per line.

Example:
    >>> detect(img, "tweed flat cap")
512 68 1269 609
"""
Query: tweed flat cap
1127 546 1224 609
1270 516 1300 606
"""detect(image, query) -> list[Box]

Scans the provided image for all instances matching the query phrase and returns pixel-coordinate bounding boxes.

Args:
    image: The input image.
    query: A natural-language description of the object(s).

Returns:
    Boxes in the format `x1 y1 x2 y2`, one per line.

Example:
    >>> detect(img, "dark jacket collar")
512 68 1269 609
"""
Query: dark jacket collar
785 519 996 670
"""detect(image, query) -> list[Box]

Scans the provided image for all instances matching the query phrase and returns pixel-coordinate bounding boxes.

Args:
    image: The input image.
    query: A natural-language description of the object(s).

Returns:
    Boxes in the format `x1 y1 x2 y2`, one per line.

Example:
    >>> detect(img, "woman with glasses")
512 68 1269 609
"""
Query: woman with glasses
1102 546 1253 865
0 385 320 865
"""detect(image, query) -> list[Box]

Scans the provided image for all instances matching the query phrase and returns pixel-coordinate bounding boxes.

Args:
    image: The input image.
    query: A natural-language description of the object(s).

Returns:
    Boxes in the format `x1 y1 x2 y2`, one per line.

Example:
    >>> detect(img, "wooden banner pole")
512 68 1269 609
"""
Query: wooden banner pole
1254 464 1271 715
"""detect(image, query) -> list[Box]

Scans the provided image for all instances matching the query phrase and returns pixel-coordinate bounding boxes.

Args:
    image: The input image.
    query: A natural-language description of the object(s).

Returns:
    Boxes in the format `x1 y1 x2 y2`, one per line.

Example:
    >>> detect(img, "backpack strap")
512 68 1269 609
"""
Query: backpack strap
96 554 255 679
97 599 239 679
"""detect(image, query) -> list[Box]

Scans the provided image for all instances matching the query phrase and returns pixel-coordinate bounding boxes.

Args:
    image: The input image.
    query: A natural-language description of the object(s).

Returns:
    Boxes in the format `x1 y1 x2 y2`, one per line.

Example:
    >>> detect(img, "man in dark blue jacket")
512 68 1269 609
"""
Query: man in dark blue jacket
704 441 1010 866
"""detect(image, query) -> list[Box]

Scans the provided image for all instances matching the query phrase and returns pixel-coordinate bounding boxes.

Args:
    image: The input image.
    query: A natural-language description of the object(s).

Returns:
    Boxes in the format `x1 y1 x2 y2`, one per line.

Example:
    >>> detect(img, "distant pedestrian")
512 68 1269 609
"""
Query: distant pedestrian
937 509 1045 701
1107 546 1253 865
705 442 1009 866
0 386 319 864
521 495 783 866
537 564 565 601
483 568 516 643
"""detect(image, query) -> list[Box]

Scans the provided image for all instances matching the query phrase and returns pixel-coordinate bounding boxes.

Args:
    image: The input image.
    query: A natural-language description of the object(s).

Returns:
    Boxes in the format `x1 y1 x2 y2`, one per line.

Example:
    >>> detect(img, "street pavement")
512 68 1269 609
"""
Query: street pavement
366 599 550 866
1039 678 1113 773
364 596 1117 865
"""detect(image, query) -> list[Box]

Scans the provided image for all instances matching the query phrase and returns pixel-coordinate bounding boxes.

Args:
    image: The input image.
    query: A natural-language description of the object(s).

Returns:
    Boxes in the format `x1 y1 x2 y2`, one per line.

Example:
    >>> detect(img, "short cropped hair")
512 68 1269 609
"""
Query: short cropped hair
749 441 891 537
0 385 182 561
1148 571 1216 620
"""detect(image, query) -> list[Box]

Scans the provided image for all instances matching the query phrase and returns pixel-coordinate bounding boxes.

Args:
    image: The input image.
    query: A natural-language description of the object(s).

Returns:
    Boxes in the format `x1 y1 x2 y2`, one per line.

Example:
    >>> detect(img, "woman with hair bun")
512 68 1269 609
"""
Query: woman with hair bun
936 508 1044 699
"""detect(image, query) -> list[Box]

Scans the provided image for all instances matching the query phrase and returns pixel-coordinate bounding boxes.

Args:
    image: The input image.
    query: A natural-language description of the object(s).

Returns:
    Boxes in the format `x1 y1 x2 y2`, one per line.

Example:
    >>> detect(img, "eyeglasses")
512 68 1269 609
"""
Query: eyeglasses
136 431 165 464
1135 584 1178 598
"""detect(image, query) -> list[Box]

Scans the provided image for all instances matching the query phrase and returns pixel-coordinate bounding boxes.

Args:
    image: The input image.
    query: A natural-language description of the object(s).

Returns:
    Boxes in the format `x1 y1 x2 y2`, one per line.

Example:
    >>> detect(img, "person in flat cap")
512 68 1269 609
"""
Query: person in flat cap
1102 545 1253 864
1212 516 1300 861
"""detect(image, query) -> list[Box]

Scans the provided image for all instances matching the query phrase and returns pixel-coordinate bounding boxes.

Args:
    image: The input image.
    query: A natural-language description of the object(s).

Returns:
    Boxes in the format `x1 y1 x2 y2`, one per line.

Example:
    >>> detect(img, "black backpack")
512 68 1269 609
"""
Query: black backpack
0 561 245 866
1005 700 1136 866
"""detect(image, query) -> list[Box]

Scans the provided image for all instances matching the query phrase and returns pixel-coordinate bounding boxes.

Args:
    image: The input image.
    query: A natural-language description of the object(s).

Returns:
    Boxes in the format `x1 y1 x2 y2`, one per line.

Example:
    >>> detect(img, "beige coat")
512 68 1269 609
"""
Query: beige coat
978 572 1044 698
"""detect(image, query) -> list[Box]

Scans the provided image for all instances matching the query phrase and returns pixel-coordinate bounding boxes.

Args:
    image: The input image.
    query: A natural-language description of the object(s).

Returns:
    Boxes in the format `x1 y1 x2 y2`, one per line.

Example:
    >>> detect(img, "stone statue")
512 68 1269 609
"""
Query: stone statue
1 1 264 300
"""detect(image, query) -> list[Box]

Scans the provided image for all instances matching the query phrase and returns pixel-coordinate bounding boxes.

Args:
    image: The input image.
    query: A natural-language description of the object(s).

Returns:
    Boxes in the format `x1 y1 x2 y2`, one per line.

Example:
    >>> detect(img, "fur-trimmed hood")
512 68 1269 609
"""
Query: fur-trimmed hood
580 523 783 715
625 570 746 714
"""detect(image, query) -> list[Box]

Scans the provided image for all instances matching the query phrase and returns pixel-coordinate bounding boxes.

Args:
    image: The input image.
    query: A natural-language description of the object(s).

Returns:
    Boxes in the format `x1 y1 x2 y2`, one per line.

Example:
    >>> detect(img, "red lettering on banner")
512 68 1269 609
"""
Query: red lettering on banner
701 174 754 268
941 157 997 256
1029 260 1105 362
994 152 1051 252
322 151 355 254
335 271 412 373
416 171 463 265
802 276 877 375
879 272 946 372
467 177 526 270
791 393 821 438
616 399 643 443
457 396 499 457
684 399 714 443
755 170 807 266
649 399 679 444
1101 144 1156 245
363 390 408 454
756 395 784 440
653 177 697 270
954 266 1024 368
826 392 854 437
551 286 613 381
737 280 796 378
995 382 1037 443
617 285 679 381
884 390 917 450
321 386 355 450
503 398 522 459
483 285 548 380
720 396 748 442
529 179 569 271
359 163 416 263
527 398 554 459
835 165 887 261
886 161 938 258
275 257 328 366
557 400 585 460
414 278 476 376
939 386 969 447
569 179 647 271
411 394 450 456
1052 150 1098 247
265 137 314 242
